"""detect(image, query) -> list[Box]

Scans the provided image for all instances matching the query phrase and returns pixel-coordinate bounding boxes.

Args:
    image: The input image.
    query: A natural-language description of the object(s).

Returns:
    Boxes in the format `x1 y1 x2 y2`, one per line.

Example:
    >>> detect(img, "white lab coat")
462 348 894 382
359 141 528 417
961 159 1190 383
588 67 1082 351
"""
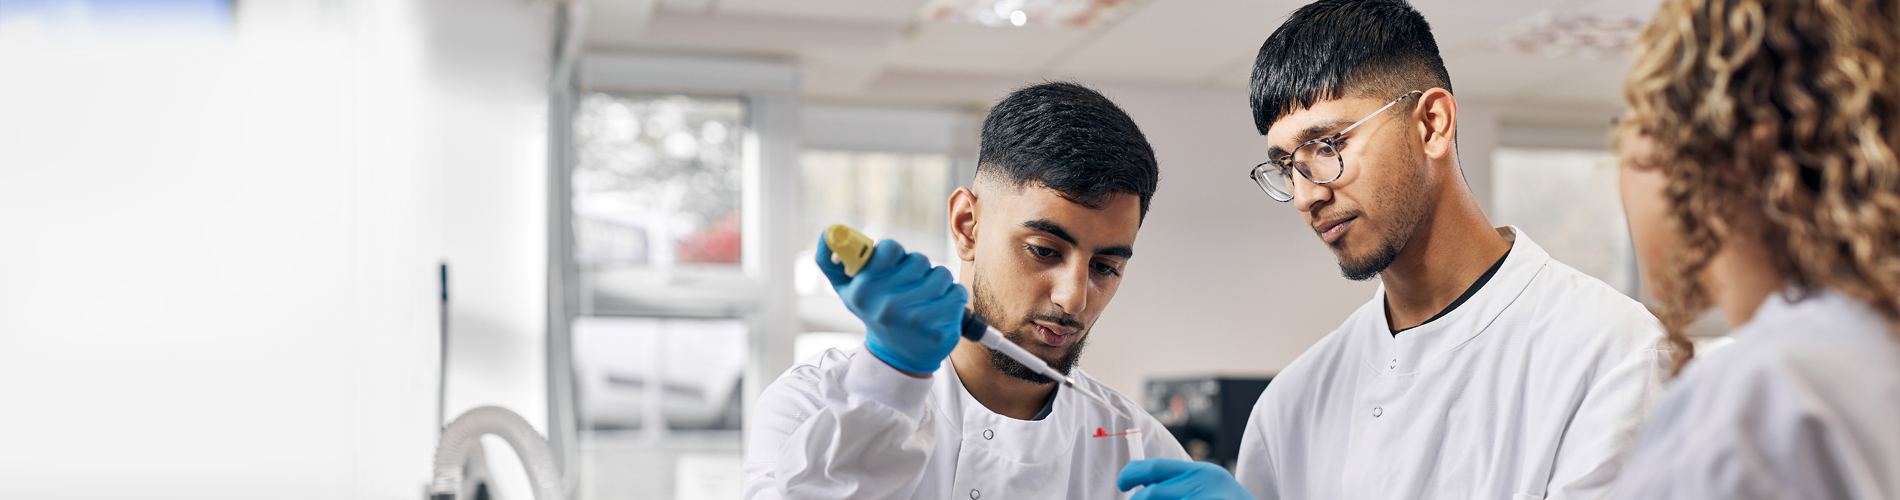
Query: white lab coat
1236 227 1669 500
1612 289 1900 499
744 344 1188 500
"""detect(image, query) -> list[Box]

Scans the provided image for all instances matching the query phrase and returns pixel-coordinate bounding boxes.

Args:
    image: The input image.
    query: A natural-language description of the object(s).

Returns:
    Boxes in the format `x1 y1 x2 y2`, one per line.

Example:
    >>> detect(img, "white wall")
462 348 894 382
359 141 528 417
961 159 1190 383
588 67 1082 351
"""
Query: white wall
424 0 555 498
0 1 552 498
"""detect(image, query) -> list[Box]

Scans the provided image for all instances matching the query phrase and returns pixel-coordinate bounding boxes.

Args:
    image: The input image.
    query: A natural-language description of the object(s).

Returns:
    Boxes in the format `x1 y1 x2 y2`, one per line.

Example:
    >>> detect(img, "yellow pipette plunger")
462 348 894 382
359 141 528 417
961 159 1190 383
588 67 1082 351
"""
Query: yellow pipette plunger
824 224 876 277
822 223 1129 420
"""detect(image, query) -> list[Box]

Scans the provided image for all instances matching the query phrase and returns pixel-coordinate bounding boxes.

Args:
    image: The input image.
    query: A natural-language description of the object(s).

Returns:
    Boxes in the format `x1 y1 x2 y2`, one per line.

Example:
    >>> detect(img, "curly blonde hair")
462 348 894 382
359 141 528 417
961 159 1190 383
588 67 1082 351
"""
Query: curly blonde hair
1619 0 1900 374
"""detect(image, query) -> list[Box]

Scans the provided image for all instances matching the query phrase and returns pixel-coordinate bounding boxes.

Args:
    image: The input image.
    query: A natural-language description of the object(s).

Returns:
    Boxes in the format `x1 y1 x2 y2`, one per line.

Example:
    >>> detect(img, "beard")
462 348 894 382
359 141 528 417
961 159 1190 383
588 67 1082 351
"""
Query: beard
1333 153 1432 282
969 269 1090 385
1337 225 1408 281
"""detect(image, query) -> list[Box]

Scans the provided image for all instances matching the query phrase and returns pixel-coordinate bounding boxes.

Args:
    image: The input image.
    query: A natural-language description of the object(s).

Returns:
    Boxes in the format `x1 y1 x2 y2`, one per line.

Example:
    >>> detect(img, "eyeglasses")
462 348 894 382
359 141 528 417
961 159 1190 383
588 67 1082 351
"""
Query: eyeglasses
1249 90 1423 202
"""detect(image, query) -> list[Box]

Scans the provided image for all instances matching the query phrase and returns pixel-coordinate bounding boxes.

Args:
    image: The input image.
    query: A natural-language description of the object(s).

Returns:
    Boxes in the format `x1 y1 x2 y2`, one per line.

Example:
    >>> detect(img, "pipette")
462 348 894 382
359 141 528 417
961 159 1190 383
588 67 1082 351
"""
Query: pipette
825 224 1130 420
958 309 1130 419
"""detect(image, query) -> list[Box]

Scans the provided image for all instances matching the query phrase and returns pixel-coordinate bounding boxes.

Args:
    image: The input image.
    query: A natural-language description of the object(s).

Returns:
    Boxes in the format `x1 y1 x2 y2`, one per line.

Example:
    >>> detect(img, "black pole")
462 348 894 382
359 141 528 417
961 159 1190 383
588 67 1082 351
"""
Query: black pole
439 262 450 431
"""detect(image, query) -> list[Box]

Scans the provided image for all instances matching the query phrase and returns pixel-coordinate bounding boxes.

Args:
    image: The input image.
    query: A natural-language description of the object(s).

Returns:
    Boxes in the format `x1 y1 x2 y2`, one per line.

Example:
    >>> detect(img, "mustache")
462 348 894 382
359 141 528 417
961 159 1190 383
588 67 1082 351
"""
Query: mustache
1022 310 1084 331
1311 207 1363 227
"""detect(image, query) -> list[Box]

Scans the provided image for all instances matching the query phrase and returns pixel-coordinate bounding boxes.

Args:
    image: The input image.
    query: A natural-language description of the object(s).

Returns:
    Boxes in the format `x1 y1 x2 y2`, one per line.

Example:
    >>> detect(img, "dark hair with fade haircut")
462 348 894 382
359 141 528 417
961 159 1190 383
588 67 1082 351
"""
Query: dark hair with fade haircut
977 81 1160 220
1249 0 1453 134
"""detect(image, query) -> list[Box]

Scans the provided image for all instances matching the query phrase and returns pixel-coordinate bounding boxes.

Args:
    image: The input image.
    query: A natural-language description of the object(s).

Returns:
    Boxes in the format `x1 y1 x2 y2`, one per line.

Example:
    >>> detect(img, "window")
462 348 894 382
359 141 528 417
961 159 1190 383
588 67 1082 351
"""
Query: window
572 317 747 432
571 92 752 314
566 92 755 499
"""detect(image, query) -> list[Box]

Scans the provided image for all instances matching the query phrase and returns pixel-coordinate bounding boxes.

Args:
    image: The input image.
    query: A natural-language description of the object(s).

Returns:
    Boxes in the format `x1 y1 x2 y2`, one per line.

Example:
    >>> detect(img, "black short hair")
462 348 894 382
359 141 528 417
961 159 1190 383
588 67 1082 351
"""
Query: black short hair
977 81 1160 220
1250 0 1452 134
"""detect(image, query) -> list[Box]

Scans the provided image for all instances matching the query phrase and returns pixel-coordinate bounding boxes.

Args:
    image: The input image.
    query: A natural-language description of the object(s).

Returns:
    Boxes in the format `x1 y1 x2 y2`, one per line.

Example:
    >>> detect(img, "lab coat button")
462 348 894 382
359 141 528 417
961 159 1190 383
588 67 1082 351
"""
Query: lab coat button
1372 406 1383 417
1389 359 1397 369
970 489 981 499
983 429 993 440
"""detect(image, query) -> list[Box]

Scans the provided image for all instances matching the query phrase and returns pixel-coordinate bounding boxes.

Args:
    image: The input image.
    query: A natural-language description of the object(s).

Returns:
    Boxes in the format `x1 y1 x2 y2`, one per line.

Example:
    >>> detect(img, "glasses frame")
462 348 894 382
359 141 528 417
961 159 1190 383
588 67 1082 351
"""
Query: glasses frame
1250 90 1424 202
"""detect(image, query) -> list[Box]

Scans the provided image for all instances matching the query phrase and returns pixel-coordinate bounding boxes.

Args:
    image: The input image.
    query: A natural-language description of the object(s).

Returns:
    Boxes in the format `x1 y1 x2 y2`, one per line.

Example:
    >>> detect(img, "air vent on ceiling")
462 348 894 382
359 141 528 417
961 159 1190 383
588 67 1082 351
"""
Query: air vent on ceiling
1488 11 1645 59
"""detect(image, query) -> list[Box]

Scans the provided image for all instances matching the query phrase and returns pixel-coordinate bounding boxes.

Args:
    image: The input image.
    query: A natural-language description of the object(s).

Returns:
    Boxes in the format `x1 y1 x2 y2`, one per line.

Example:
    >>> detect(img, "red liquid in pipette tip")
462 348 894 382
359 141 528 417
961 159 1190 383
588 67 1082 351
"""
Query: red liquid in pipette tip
1092 427 1140 438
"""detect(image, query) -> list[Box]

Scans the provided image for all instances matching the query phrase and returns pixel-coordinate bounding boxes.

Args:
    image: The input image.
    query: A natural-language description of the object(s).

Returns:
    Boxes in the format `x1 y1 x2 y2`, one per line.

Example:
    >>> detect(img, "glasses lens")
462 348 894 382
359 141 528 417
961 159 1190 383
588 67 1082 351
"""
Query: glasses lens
1252 162 1294 201
1292 141 1343 184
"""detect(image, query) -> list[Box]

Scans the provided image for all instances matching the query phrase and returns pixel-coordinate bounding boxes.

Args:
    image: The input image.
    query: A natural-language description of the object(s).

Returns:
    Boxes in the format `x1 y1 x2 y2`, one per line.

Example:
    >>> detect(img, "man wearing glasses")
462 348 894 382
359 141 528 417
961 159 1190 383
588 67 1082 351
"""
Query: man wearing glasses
1117 1 1668 499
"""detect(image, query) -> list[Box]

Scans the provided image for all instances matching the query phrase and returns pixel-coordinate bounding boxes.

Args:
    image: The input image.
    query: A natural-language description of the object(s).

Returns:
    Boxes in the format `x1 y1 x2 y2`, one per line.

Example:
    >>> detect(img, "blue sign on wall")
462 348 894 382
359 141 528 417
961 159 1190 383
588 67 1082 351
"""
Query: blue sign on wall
0 0 233 26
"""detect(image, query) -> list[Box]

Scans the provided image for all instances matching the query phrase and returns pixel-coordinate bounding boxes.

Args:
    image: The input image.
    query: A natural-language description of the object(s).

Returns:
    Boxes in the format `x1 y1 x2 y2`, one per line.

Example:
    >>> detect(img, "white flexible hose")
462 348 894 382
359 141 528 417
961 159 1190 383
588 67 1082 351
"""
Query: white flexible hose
458 441 492 500
431 406 566 500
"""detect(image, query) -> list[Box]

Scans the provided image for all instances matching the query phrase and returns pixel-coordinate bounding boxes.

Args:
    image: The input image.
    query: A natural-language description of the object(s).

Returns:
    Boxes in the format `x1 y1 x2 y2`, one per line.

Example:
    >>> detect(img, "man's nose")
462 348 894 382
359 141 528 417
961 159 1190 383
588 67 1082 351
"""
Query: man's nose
1292 172 1332 212
1049 262 1090 315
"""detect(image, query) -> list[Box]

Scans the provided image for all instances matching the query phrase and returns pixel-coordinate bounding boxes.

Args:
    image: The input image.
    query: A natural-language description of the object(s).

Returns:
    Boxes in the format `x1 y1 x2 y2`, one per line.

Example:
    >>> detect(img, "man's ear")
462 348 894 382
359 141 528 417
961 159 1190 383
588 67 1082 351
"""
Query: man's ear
949 187 979 262
1416 88 1457 161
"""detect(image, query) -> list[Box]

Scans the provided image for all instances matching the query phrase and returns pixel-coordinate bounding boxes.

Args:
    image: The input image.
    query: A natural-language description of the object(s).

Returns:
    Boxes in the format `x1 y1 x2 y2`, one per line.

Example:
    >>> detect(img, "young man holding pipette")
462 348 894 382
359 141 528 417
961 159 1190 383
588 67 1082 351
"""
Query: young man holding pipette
742 82 1187 499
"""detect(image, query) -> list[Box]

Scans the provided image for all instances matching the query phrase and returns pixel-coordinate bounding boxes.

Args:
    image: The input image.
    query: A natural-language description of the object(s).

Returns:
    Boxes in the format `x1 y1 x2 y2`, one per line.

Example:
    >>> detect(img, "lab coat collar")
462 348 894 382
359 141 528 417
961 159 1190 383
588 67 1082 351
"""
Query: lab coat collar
1362 226 1549 371
932 356 967 432
933 356 1085 464
1738 286 1880 341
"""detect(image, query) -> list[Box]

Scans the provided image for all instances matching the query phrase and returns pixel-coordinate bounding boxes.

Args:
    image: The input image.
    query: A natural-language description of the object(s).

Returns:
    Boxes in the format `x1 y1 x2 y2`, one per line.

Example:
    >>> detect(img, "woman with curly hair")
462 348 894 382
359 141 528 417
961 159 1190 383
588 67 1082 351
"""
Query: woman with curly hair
1610 0 1900 497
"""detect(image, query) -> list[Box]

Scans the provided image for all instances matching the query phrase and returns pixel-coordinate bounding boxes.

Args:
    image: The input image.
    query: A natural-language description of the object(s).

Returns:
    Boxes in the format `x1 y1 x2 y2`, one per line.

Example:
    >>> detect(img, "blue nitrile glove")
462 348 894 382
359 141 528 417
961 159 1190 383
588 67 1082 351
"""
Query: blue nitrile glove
1118 458 1257 500
815 232 967 374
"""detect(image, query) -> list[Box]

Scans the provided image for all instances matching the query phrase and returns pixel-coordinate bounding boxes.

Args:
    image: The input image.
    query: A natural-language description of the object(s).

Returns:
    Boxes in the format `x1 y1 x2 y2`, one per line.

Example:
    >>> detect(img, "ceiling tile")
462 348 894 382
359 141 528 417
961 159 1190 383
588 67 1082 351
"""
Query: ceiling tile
659 0 714 15
1051 0 1305 85
800 46 892 97
591 12 905 56
583 0 1664 106
717 0 933 25
586 0 659 48
1566 0 1668 19
1411 0 1565 56
885 23 1096 76
857 70 1028 106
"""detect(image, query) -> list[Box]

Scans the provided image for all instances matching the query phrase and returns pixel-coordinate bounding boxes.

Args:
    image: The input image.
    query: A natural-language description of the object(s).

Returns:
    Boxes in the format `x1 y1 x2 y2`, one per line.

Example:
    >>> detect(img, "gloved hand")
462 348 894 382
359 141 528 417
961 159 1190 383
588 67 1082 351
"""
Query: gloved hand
1118 458 1257 500
816 232 967 374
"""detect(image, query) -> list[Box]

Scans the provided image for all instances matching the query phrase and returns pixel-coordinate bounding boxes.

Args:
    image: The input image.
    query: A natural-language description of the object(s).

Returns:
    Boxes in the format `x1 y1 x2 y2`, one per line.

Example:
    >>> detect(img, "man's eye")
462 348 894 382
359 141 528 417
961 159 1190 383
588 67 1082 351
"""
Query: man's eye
1026 245 1056 258
1092 262 1121 276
